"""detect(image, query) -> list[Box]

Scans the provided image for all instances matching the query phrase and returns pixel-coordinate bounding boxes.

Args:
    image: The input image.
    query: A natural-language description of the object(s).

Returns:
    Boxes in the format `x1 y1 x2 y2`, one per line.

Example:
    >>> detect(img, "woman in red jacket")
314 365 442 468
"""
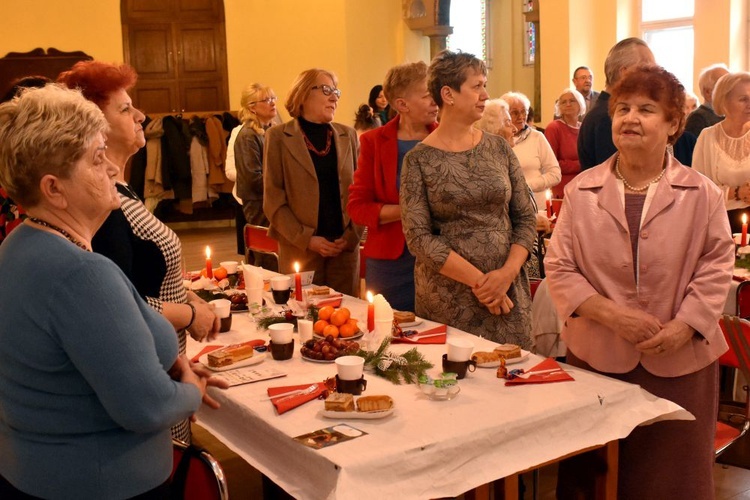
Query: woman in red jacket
347 62 438 311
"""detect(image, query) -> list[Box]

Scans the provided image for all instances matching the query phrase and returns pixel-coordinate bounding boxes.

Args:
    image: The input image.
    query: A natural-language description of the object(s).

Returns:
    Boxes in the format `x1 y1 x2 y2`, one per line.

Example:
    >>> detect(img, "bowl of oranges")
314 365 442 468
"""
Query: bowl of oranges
313 306 363 340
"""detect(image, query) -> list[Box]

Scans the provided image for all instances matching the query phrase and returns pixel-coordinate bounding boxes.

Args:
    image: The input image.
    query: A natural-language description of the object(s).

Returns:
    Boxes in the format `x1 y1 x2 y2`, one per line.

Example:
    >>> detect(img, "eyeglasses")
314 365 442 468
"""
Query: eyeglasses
250 96 278 105
312 85 342 98
509 109 527 118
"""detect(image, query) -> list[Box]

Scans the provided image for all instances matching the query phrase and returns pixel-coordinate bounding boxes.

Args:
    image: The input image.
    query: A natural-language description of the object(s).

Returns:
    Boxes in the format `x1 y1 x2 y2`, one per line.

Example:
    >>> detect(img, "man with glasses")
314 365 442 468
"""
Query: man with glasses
572 66 599 117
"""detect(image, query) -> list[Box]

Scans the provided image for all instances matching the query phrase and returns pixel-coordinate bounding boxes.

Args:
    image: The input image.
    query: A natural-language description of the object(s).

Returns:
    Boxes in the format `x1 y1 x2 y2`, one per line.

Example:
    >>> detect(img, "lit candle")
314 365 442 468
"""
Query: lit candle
545 189 553 218
205 246 213 279
742 214 748 247
294 261 303 301
366 291 375 332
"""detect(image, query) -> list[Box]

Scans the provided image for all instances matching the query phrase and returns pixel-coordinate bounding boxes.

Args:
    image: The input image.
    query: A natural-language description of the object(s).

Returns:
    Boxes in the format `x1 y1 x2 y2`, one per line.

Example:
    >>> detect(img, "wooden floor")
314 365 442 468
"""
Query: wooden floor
175 224 750 499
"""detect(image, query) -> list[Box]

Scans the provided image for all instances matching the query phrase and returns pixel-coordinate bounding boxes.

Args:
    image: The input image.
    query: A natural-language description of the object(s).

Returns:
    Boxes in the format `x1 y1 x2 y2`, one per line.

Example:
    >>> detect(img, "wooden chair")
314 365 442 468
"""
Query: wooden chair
736 280 750 319
171 439 229 500
244 224 279 267
716 316 750 459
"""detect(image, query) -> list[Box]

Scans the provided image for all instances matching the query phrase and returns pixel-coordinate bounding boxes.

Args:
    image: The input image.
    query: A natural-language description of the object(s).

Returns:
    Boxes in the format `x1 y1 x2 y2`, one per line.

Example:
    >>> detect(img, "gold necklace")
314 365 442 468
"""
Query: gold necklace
615 156 666 193
438 128 477 168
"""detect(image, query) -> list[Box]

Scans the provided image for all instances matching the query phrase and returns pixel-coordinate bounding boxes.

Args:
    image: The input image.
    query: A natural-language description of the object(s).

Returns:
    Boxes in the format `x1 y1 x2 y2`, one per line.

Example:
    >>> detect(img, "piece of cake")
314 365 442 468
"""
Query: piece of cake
307 285 331 297
325 393 354 412
356 395 394 412
494 343 521 359
207 342 255 368
393 310 416 324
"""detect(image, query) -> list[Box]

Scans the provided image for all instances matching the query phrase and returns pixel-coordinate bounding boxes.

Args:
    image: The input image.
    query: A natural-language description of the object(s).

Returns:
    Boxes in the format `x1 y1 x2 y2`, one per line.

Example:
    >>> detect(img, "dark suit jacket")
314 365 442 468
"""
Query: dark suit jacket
347 115 438 260
685 104 723 138
263 119 361 252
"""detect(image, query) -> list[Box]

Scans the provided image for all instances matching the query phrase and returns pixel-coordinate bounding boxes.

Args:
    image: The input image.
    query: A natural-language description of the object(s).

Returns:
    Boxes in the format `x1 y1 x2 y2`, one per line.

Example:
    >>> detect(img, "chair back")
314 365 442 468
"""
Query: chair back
244 224 279 264
737 281 750 319
720 315 750 371
716 316 750 459
171 439 229 500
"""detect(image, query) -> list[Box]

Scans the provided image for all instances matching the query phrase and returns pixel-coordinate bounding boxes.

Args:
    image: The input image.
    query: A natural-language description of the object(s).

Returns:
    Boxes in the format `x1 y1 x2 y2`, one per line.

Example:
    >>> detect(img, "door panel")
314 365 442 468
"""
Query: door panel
177 24 220 76
176 0 223 20
133 83 179 114
181 81 224 112
127 24 175 79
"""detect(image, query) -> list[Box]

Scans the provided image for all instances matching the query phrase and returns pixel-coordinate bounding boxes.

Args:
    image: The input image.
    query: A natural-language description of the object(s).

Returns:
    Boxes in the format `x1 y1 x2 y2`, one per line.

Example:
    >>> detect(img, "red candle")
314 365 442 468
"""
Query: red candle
205 246 213 279
366 291 375 332
742 214 748 247
545 189 553 218
294 262 303 301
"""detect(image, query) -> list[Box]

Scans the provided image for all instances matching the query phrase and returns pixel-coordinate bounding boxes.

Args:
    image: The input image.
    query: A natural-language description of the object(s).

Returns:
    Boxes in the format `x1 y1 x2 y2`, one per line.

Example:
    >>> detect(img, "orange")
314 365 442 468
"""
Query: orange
330 308 351 327
314 320 329 334
323 324 340 338
318 306 335 321
213 266 228 281
339 323 357 338
346 318 359 331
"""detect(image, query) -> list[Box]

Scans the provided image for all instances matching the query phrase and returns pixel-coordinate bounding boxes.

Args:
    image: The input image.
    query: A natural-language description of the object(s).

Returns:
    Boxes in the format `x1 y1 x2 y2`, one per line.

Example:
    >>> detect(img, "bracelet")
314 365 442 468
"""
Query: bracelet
735 187 742 201
185 302 197 331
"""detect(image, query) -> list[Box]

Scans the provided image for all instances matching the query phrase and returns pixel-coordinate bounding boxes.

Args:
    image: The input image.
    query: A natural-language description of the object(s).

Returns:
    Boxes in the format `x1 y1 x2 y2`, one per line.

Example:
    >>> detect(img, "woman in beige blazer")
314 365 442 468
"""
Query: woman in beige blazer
264 68 361 296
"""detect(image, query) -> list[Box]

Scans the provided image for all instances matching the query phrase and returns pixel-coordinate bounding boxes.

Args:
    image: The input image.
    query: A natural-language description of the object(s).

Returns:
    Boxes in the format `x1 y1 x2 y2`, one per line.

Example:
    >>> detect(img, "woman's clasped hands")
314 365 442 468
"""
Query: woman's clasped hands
610 305 694 355
308 236 348 258
169 356 230 420
473 269 515 316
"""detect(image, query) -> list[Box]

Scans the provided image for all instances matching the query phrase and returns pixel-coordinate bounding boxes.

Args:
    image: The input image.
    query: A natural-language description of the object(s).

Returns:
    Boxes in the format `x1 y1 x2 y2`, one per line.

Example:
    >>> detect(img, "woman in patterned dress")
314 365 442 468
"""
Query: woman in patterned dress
400 50 537 347
59 61 219 444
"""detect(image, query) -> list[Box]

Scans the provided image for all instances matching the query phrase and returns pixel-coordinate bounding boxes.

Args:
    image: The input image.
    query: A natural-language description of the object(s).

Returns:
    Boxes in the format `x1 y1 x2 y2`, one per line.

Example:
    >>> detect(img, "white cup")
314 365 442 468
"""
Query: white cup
209 298 231 319
297 319 314 343
335 355 365 381
447 337 474 362
246 287 263 307
268 323 294 344
220 261 238 274
271 276 291 291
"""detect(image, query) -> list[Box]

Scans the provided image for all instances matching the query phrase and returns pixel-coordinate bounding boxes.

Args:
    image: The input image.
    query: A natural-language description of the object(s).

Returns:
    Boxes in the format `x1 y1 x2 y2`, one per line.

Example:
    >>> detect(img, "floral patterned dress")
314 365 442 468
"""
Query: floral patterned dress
400 133 537 347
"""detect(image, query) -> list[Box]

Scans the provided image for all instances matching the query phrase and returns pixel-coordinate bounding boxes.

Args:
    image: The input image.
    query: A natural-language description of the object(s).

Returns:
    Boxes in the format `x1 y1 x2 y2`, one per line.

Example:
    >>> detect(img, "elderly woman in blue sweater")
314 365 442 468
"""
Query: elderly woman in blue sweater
0 84 227 499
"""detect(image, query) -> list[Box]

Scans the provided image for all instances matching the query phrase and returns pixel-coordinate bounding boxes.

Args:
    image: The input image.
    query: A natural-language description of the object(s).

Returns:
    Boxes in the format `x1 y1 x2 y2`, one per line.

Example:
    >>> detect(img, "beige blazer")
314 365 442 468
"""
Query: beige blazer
263 119 362 252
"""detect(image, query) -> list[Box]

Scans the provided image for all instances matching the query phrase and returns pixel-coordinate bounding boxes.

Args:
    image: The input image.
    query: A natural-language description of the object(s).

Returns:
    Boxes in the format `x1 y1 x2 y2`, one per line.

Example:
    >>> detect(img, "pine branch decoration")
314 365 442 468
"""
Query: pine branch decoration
355 337 433 384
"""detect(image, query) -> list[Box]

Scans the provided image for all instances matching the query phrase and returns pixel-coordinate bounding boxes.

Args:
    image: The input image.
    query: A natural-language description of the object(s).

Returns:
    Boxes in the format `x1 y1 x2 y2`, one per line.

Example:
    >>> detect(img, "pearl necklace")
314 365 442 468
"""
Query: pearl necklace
615 156 666 193
28 217 90 251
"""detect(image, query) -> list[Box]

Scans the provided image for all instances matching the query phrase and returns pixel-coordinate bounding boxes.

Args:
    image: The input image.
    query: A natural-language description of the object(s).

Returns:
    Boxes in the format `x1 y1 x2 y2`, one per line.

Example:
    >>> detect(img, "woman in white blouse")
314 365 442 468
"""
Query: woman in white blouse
501 91 561 208
693 71 750 233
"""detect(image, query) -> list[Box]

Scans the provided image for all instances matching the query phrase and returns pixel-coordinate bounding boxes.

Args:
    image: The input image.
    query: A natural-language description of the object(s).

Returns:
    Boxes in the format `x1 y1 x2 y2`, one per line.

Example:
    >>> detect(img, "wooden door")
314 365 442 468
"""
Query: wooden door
121 0 229 113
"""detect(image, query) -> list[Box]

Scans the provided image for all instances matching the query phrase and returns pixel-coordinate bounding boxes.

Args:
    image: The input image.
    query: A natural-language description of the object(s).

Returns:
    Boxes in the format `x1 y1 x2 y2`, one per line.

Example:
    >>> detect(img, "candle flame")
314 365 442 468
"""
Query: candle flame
205 246 211 259
744 214 748 225
294 261 300 273
545 189 552 201
366 291 374 303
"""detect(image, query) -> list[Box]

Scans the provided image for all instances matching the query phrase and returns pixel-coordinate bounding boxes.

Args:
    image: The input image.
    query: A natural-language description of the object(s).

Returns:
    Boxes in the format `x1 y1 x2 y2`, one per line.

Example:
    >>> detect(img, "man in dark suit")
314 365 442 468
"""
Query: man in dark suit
572 66 600 116
684 63 729 137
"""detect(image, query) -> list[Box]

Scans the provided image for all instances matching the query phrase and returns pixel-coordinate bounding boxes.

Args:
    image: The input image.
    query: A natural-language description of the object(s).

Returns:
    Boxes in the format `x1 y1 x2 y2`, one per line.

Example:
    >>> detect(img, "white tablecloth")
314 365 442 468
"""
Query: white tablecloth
188 294 690 500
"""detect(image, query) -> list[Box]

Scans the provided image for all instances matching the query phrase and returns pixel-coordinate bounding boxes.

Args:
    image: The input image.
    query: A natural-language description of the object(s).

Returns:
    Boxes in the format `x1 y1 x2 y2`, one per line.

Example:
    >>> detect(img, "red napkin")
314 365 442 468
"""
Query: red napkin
190 339 266 363
505 357 574 385
267 382 328 415
391 324 447 344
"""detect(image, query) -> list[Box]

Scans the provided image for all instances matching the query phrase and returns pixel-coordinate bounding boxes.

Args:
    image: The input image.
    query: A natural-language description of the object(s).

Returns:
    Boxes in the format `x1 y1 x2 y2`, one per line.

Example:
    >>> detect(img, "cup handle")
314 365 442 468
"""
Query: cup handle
468 360 477 372
360 378 367 392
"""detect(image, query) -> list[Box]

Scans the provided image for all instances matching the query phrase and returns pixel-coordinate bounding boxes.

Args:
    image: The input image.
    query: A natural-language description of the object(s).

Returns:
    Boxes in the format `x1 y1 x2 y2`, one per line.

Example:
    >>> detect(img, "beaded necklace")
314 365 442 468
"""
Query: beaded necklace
28 217 90 251
302 128 333 157
615 156 666 193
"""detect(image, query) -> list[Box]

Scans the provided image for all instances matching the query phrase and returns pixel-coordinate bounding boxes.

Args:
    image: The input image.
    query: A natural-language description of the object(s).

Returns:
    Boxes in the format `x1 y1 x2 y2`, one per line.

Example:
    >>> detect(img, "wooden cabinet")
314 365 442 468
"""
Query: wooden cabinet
121 0 229 113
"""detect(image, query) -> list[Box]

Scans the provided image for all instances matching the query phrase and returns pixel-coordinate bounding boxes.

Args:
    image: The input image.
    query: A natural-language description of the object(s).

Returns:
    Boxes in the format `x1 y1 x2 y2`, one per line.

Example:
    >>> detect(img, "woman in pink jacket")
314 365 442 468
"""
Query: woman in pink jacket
347 62 438 310
546 65 734 499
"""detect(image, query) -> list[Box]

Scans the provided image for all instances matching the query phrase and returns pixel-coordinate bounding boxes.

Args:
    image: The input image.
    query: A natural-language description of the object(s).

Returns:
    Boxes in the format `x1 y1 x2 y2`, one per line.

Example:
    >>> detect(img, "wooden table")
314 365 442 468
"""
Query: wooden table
188 293 689 499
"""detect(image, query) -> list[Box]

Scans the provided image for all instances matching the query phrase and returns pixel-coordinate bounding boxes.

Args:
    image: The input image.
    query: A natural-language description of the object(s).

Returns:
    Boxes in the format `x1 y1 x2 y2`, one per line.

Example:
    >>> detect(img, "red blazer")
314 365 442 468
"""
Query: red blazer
347 116 438 260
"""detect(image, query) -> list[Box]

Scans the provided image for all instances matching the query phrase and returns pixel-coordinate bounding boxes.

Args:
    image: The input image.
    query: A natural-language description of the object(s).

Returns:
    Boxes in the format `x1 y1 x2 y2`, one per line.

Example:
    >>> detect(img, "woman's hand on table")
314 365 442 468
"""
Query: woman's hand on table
308 236 343 258
635 319 695 356
188 300 220 342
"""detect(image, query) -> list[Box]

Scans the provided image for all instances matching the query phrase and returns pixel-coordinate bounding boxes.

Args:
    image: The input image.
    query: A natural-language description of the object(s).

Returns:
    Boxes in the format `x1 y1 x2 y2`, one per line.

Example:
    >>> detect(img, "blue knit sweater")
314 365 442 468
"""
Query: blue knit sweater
0 224 201 499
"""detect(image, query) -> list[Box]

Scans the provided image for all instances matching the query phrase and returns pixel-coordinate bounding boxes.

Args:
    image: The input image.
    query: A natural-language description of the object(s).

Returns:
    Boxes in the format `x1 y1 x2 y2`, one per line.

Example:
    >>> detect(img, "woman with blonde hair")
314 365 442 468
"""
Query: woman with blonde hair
264 69 361 296
232 82 279 269
545 87 585 197
693 71 750 233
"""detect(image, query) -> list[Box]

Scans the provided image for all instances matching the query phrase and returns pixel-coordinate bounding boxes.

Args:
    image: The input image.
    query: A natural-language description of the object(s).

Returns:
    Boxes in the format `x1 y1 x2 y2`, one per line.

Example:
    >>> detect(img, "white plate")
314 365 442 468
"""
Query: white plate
319 408 395 420
314 330 364 341
475 350 530 368
199 351 266 372
301 354 335 364
418 384 461 401
397 318 424 328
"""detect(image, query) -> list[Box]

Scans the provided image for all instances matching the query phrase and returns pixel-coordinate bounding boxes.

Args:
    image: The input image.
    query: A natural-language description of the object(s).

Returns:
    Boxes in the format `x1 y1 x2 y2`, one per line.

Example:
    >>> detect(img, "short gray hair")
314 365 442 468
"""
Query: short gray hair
474 98 509 134
500 91 530 112
554 88 586 118
0 84 107 207
604 37 652 87
698 63 729 102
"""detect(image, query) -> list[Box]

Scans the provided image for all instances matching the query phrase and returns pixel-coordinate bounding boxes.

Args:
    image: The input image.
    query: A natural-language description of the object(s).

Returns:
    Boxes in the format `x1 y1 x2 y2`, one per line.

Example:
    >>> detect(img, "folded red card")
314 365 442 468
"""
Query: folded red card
267 382 329 415
391 324 447 344
191 339 266 363
505 357 574 385
313 295 343 308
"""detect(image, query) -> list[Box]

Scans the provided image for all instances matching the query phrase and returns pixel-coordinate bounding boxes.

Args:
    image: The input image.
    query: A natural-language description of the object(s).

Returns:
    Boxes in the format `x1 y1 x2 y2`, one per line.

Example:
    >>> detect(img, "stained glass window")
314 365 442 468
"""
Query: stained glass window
523 0 535 66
